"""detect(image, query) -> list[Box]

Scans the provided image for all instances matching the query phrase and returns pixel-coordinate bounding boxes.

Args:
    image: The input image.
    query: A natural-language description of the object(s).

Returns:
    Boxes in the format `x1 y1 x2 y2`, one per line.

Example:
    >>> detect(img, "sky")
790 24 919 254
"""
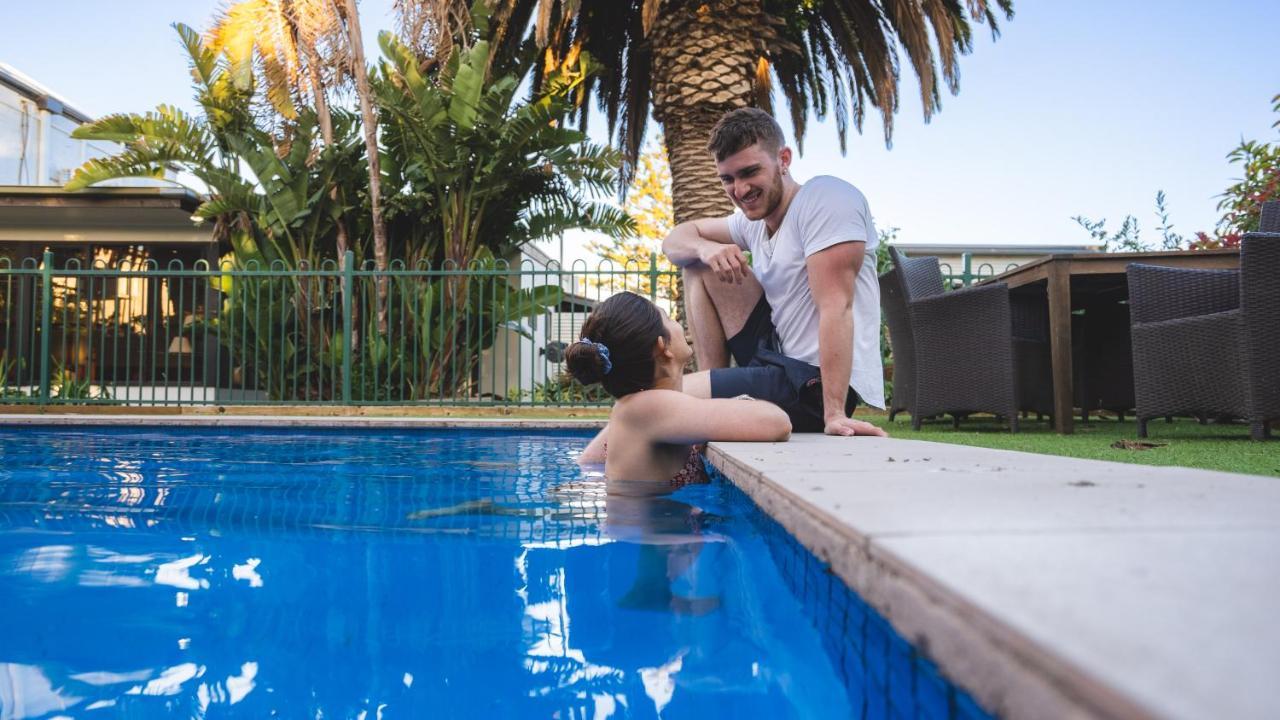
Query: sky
3 0 1278 259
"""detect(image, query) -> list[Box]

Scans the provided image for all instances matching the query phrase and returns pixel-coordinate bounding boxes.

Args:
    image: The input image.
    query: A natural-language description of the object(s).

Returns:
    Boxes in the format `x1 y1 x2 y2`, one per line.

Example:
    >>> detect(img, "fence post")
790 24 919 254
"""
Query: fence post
342 250 354 405
648 252 660 303
961 252 974 286
38 250 53 404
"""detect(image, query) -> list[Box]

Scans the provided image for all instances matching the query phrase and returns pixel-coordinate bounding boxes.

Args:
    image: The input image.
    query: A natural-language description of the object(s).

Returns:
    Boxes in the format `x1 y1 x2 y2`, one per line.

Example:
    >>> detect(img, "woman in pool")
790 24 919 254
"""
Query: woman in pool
566 291 792 491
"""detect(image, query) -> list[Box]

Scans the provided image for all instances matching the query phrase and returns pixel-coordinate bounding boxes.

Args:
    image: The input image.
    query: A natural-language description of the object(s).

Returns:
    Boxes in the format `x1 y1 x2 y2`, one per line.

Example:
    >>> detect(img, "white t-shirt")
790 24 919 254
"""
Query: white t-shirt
727 175 885 409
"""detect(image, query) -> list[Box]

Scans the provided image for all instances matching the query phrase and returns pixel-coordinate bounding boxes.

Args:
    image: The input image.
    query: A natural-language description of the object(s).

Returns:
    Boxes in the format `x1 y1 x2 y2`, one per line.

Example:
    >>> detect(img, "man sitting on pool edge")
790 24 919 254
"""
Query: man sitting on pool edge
580 107 885 467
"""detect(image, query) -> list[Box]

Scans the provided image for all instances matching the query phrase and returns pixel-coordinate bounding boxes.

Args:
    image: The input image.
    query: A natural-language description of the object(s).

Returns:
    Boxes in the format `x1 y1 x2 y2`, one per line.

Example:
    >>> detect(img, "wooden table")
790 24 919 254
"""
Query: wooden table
979 249 1239 434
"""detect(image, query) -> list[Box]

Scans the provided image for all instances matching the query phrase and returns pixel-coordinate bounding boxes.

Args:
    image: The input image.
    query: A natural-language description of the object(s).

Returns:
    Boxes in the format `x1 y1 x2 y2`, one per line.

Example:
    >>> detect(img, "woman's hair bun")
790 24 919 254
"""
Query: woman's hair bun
565 340 607 386
563 292 666 399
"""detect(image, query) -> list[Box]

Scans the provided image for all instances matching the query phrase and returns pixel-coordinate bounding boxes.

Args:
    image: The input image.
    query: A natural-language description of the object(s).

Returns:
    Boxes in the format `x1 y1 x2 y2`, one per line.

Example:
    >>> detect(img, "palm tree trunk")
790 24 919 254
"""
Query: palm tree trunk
298 34 359 356
649 0 771 224
305 53 335 147
338 0 390 334
649 0 772 344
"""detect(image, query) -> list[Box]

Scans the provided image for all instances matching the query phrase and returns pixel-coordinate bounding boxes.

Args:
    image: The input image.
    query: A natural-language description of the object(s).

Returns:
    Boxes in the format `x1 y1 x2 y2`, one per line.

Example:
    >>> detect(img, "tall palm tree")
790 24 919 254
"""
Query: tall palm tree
331 0 394 334
489 0 1014 223
208 0 360 342
206 0 303 122
209 0 395 331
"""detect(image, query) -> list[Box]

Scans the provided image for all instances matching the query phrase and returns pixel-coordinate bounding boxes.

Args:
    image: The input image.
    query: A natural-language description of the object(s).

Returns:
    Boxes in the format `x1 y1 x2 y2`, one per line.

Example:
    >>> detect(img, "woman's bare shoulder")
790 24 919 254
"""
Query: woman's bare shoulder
612 388 689 421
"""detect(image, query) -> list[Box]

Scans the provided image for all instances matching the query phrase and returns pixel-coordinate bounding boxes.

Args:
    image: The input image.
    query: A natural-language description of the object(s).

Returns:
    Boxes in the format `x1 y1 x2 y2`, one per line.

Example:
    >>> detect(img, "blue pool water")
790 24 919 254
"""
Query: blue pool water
0 427 991 719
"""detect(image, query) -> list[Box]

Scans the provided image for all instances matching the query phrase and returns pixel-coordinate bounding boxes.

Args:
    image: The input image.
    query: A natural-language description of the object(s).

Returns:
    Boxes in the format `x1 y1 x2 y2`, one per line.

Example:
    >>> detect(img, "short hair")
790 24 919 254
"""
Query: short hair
706 107 786 161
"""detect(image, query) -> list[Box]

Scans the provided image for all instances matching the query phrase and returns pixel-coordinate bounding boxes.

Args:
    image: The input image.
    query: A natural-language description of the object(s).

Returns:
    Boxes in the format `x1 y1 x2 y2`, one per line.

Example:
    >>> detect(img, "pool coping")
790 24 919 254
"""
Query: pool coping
707 441 1138 720
705 436 1280 720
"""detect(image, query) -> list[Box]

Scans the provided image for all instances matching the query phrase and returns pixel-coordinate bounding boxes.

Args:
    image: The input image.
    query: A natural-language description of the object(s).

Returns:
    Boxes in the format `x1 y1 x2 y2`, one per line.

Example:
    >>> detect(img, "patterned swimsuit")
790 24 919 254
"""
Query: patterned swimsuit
602 443 709 488
670 444 709 488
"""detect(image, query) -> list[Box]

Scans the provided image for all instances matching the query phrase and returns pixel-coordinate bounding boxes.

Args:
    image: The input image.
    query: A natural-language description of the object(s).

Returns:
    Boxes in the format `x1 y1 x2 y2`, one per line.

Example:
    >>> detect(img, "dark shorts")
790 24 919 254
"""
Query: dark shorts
708 298 859 433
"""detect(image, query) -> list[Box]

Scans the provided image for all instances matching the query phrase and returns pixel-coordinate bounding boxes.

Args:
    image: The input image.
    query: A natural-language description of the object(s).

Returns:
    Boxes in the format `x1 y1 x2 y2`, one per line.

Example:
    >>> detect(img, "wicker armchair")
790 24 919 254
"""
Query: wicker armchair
1127 231 1280 439
1261 200 1280 232
881 248 1050 432
879 270 915 422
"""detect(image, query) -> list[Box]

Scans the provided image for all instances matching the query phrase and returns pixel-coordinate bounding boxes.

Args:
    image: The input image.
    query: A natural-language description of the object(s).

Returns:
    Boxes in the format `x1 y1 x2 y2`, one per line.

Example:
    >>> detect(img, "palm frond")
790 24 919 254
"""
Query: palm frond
64 155 169 191
207 0 302 119
487 0 1015 164
70 106 204 147
173 22 220 88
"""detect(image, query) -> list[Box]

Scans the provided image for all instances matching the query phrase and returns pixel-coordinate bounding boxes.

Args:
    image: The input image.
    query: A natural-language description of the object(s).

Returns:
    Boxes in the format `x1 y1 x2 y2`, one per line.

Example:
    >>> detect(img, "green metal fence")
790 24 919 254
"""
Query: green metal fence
939 253 1020 288
0 251 678 407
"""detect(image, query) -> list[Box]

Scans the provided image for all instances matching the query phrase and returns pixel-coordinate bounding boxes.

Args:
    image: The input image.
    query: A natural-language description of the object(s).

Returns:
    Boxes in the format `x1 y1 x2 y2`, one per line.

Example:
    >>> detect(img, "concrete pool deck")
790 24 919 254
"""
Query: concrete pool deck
708 435 1280 720
2 414 1275 719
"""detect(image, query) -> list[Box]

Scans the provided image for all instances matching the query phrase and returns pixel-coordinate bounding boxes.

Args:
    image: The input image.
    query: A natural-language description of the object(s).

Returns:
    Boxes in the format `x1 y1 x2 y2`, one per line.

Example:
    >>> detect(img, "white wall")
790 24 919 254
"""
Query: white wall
0 81 162 187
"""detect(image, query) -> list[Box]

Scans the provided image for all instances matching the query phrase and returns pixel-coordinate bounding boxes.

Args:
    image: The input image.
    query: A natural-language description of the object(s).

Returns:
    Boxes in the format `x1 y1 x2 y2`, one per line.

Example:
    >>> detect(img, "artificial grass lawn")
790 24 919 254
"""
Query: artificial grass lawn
865 414 1280 478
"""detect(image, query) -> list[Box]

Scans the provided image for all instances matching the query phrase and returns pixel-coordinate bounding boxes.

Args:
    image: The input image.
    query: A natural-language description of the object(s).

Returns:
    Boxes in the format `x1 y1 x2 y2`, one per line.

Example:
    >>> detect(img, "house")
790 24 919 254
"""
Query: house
479 243 600 401
0 186 239 405
1 63 201 266
0 66 227 403
0 62 172 189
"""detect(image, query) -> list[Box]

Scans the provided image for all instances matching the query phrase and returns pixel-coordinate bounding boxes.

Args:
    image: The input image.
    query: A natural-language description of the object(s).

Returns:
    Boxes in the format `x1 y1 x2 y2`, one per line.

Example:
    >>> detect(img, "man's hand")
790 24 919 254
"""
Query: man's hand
823 416 888 437
698 243 751 284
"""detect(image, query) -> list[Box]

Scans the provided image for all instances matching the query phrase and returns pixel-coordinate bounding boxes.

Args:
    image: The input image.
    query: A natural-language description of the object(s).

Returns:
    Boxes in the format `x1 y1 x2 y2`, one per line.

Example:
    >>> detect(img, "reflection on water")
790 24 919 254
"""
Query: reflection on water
0 428 849 718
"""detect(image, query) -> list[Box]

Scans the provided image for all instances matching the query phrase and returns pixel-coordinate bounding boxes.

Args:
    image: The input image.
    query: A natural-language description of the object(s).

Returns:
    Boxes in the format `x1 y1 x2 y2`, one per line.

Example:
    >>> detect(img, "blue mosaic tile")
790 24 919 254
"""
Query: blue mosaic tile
866 614 891 689
706 461 998 720
956 690 991 720
866 679 891 720
888 638 917 718
915 655 951 720
821 606 848 661
844 663 868 719
846 595 868 655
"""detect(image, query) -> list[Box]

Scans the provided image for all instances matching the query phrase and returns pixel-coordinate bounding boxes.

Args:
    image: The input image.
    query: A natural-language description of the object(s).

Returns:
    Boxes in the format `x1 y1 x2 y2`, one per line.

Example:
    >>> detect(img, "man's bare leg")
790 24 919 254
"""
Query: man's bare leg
682 265 764 370
682 371 712 399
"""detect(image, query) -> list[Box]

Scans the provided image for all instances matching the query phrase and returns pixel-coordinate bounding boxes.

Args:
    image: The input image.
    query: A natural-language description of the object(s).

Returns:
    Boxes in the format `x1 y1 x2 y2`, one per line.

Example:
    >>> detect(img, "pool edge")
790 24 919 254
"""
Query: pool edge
705 442 1158 720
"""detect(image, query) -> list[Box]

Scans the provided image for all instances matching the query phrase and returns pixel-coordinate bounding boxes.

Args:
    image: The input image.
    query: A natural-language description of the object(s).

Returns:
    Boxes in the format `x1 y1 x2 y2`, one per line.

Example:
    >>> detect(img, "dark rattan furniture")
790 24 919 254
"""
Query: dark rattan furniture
978 248 1239 433
879 270 915 422
882 248 1050 431
1128 230 1280 440
1261 200 1280 233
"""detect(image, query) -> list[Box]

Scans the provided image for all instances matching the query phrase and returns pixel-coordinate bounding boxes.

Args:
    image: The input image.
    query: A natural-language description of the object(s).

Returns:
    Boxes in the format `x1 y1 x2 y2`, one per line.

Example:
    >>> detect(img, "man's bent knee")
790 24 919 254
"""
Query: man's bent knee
682 371 712 399
692 270 762 341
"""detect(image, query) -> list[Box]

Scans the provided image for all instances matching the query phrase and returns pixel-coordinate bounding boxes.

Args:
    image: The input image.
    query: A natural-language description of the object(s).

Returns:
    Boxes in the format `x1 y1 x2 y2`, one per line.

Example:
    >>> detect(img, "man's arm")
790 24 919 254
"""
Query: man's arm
806 242 887 437
662 217 750 284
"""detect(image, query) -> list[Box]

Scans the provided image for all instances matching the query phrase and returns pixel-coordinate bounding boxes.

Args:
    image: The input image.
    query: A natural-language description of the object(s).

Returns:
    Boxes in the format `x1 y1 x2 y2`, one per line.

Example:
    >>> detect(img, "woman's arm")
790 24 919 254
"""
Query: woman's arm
578 424 609 466
619 390 792 445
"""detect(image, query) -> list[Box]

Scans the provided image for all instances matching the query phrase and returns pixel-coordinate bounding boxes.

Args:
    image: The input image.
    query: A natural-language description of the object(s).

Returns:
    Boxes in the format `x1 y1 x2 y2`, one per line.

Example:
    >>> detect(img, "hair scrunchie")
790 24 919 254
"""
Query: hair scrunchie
580 339 612 375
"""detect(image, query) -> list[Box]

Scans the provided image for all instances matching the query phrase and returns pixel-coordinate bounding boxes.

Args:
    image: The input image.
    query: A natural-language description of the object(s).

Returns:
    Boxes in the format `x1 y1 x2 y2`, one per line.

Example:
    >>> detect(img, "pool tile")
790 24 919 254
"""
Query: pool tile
956 690 991 720
705 462 994 720
865 615 891 688
914 655 950 720
865 680 890 720
887 639 916 718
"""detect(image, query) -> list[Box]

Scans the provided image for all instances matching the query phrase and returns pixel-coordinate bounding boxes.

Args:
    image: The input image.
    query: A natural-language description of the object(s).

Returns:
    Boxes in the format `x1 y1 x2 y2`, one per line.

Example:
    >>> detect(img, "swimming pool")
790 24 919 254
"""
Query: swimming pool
0 427 991 718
